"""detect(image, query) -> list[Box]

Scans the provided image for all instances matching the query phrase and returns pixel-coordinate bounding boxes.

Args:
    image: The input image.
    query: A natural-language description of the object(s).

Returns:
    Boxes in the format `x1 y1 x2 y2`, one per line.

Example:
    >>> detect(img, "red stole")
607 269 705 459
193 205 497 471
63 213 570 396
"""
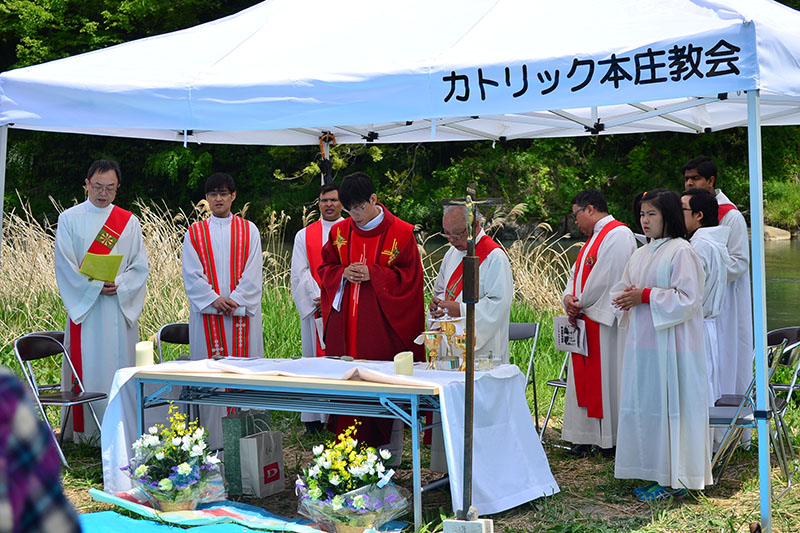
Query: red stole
304 221 325 356
718 203 737 222
331 215 413 358
570 220 626 419
188 216 251 359
70 205 132 432
444 234 503 301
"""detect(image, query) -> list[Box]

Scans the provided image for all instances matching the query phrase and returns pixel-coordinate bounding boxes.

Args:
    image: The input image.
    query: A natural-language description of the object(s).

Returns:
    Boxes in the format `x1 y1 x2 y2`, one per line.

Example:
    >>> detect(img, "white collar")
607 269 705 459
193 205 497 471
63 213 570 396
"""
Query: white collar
357 206 384 230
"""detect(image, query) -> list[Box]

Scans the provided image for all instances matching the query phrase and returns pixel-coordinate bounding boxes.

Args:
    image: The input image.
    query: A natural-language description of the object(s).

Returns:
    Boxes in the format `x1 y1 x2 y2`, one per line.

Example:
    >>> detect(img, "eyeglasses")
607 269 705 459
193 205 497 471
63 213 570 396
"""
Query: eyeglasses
440 228 467 240
343 202 369 214
206 191 232 199
569 206 587 220
89 183 118 193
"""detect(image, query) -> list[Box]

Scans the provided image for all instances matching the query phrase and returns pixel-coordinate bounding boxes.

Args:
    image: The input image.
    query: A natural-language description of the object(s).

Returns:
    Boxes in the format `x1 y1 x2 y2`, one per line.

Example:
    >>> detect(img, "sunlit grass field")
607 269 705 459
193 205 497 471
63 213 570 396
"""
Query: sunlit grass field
1 198 798 532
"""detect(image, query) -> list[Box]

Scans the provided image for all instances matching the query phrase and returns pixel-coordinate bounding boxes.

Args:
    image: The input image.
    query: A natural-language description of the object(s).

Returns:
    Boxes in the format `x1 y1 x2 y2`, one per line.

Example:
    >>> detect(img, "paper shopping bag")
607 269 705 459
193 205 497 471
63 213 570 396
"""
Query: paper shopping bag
240 430 285 498
221 410 271 495
553 315 587 355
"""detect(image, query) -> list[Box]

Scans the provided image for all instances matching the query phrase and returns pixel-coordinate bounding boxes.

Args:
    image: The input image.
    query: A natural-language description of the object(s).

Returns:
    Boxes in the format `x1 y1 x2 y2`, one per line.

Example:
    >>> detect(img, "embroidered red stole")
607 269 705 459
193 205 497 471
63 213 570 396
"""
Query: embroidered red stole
333 218 412 357
70 205 132 432
304 221 325 356
570 220 626 419
188 216 251 359
444 235 503 301
718 203 737 222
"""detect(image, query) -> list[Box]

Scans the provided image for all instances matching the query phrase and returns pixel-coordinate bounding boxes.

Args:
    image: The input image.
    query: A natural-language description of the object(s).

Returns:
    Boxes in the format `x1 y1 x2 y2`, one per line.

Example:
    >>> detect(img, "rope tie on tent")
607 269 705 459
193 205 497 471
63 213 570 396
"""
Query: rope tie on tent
319 132 336 185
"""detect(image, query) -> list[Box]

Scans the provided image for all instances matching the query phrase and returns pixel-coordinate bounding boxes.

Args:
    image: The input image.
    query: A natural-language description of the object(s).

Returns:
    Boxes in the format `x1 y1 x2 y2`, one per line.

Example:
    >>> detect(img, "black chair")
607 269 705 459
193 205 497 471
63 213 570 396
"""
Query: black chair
540 351 570 441
156 322 190 363
13 331 107 469
509 322 541 434
767 326 800 414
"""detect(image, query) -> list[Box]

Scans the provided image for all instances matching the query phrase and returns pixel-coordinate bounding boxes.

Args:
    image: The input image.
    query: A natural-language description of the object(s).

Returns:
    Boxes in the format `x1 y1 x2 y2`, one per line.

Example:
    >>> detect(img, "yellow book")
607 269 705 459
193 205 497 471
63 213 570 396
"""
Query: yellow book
79 253 123 283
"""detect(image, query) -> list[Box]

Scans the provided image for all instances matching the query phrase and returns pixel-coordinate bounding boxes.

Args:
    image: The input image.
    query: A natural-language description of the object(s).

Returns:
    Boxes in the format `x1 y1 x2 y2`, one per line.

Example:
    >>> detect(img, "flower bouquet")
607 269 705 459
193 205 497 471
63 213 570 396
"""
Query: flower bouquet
122 403 225 511
295 423 409 532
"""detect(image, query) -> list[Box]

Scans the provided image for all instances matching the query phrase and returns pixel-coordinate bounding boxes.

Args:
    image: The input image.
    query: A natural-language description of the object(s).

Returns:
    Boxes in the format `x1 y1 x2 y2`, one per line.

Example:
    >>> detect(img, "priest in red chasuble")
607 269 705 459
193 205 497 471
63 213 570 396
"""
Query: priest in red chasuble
319 172 425 446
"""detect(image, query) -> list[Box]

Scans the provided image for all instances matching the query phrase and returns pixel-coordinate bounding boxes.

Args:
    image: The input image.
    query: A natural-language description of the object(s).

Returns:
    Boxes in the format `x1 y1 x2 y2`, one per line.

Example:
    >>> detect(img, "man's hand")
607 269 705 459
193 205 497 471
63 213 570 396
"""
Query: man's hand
100 282 118 296
429 296 461 318
313 296 321 315
563 294 582 326
212 296 239 316
343 262 370 283
612 286 644 311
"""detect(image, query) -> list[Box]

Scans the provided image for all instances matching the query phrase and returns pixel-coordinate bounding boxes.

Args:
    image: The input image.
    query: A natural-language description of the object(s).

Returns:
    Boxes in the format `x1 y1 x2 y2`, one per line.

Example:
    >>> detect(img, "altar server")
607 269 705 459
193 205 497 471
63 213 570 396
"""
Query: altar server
182 172 263 448
560 190 636 457
683 157 752 400
55 159 149 442
682 188 731 405
612 189 711 500
291 183 344 431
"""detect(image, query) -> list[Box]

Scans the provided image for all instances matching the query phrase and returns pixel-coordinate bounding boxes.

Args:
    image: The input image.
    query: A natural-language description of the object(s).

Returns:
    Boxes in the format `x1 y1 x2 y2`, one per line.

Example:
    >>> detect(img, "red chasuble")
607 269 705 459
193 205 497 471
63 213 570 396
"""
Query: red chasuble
718 203 737 222
318 204 425 445
304 220 326 356
188 216 251 359
70 205 132 432
570 220 626 419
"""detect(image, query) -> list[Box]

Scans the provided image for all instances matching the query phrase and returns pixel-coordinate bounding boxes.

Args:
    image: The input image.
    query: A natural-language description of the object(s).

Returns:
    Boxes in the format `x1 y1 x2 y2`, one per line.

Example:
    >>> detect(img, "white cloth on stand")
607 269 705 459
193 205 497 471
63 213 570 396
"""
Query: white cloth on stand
291 217 342 423
611 237 712 490
690 224 731 405
55 200 149 441
101 358 559 515
430 231 513 363
714 190 753 399
560 215 636 448
182 213 264 449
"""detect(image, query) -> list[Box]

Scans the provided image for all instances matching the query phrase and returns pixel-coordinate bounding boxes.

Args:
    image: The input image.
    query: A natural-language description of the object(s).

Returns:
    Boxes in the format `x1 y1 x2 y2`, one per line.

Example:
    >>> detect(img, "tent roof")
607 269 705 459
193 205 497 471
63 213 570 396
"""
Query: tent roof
2 0 800 145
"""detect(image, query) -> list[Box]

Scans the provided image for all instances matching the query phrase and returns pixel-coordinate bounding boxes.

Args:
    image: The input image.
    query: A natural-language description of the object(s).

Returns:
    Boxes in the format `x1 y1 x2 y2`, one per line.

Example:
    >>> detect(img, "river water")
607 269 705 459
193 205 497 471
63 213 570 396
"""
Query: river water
765 239 800 331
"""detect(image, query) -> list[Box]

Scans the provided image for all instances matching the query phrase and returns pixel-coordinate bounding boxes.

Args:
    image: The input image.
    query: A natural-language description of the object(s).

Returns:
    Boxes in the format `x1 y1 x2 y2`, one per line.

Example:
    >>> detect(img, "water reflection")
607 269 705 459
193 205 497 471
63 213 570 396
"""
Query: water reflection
765 240 800 331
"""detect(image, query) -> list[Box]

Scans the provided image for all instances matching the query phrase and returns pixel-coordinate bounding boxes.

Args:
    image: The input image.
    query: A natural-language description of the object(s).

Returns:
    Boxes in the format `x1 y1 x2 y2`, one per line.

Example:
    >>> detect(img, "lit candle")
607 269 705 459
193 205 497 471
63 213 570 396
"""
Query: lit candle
135 340 154 367
394 351 413 376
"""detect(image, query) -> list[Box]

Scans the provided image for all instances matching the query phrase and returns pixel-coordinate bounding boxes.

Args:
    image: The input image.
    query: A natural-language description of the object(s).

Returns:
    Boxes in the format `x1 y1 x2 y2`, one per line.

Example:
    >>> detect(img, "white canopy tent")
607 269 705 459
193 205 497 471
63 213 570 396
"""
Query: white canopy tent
2 0 800 529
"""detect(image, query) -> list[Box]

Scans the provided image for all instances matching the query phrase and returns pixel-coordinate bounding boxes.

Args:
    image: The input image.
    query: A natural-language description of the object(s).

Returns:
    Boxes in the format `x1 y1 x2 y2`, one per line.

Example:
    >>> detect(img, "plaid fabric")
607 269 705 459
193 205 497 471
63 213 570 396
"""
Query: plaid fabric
0 368 81 533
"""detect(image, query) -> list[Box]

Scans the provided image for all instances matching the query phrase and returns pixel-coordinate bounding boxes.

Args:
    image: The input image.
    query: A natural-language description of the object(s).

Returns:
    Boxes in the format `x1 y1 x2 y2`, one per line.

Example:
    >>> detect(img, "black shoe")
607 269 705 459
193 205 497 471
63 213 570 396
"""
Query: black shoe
566 444 593 458
596 446 615 458
304 421 325 435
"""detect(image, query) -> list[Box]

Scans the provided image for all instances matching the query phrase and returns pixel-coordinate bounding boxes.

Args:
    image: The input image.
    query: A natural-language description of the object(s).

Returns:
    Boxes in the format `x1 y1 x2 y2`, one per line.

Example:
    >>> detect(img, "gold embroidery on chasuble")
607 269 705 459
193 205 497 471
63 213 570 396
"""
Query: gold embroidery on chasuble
380 238 400 266
333 227 348 262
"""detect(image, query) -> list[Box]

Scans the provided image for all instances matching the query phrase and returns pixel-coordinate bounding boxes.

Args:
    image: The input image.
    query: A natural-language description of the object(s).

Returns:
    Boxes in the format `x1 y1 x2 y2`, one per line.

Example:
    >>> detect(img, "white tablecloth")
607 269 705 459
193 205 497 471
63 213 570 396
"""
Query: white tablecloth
101 358 558 515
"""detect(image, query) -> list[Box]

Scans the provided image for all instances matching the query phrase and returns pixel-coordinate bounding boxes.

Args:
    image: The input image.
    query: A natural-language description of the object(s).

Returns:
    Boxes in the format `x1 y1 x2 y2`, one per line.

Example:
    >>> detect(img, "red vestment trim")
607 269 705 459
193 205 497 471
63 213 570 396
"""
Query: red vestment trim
444 234 503 301
718 203 737 222
189 216 251 359
304 221 325 356
570 220 626 419
71 205 133 432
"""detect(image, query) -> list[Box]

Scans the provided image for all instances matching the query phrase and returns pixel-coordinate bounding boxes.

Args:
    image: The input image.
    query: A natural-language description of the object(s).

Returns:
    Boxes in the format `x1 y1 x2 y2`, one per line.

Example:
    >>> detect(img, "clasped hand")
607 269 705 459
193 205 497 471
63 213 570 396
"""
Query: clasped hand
344 262 370 283
612 285 644 311
429 296 461 318
212 296 239 316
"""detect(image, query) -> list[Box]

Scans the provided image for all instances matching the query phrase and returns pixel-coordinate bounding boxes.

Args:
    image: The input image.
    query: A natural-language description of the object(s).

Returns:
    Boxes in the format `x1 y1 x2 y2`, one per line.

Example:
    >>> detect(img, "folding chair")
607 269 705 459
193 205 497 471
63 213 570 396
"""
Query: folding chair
767 326 800 416
509 322 541 434
540 351 570 441
710 340 797 497
13 331 107 469
156 322 190 363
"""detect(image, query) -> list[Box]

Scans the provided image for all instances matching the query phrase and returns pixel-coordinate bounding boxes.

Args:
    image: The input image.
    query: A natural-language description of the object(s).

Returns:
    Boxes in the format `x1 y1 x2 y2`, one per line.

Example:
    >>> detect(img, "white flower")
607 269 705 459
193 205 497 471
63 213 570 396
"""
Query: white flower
155 451 165 460
158 478 173 491
172 436 182 446
319 457 332 469
308 465 320 478
175 422 186 431
190 443 206 457
143 435 160 447
379 449 392 461
147 426 159 435
176 462 192 475
181 436 192 451
329 473 340 486
376 462 386 475
312 444 324 456
132 438 143 451
206 452 221 465
367 452 378 464
194 428 205 440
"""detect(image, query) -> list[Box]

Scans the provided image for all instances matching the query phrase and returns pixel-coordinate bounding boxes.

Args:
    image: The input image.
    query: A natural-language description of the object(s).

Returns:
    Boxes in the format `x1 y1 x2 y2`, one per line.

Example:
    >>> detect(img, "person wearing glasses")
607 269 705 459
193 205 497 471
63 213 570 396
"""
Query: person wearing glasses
560 189 636 458
318 171 425 447
290 183 344 434
182 172 264 450
429 205 513 364
54 159 149 443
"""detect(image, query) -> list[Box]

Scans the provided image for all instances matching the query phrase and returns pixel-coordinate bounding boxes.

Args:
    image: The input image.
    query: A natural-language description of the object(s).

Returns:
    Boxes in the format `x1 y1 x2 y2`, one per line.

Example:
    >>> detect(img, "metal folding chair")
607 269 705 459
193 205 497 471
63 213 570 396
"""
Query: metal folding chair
13 331 107 469
540 351 570 441
509 322 541 434
156 322 190 363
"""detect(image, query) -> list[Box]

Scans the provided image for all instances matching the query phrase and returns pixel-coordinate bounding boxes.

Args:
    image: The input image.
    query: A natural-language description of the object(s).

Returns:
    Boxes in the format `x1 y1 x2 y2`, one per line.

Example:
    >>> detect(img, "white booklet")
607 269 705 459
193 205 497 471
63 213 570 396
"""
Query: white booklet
553 315 587 355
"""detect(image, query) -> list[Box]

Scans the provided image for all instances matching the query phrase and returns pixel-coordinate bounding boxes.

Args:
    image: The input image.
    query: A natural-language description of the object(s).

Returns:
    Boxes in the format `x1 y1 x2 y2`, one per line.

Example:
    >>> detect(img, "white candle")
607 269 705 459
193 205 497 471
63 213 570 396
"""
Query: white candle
135 340 154 367
394 351 413 376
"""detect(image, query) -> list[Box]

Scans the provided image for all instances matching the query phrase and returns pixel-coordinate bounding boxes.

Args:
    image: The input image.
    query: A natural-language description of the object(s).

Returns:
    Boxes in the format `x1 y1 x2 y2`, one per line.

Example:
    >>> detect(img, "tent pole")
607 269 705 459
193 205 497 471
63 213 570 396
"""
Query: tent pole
746 89 771 533
0 124 7 263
